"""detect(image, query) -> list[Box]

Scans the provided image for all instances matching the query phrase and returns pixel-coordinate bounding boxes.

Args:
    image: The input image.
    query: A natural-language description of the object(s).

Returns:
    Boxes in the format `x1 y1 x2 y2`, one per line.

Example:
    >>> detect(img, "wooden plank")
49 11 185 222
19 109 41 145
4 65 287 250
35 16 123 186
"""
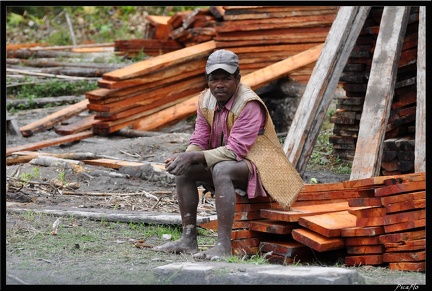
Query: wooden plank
345 254 383 266
260 202 356 222
259 240 311 257
355 216 385 227
383 218 425 233
415 6 426 172
234 211 262 221
357 208 425 228
378 229 425 243
374 180 425 197
291 228 345 252
6 130 93 157
231 238 261 250
384 238 425 252
350 6 411 179
97 59 206 90
82 158 145 169
132 95 198 131
380 190 425 204
55 114 97 135
283 6 370 174
348 197 382 207
216 15 336 32
384 198 425 213
343 172 425 189
249 220 296 235
383 251 426 263
19 99 89 137
242 43 323 90
345 236 381 246
346 245 384 255
389 262 425 272
231 229 268 240
296 190 361 201
298 211 357 237
348 206 387 218
340 226 384 237
235 202 278 212
102 40 216 81
223 8 337 20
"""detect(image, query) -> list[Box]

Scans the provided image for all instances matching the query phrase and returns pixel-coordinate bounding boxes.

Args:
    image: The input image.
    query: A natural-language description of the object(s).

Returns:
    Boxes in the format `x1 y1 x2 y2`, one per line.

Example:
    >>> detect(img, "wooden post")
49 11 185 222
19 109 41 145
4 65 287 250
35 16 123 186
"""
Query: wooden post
350 6 411 180
283 6 371 175
415 6 425 173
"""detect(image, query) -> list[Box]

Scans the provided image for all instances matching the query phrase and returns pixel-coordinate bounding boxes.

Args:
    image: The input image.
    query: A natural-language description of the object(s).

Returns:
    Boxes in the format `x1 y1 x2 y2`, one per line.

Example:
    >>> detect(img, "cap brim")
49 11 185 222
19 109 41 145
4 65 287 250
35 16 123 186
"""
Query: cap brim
206 64 237 74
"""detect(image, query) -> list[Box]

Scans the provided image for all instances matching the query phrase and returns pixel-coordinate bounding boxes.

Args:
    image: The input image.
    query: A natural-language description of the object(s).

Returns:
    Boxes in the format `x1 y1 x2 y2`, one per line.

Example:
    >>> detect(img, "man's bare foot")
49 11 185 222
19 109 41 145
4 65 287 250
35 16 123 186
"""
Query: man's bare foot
192 244 231 261
152 239 198 254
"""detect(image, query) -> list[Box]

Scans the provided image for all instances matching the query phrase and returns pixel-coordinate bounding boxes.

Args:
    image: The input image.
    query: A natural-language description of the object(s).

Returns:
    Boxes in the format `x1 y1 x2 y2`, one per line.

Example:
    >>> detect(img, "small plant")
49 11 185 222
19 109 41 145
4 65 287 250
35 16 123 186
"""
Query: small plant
19 167 40 182
57 171 66 185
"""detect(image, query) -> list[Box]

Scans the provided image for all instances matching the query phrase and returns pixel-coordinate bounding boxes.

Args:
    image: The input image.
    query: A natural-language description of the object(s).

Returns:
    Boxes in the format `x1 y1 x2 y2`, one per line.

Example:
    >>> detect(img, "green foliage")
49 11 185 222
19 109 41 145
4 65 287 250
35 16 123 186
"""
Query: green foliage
7 12 25 27
8 79 97 99
6 79 98 111
19 167 40 182
307 128 352 175
57 171 66 185
6 6 204 45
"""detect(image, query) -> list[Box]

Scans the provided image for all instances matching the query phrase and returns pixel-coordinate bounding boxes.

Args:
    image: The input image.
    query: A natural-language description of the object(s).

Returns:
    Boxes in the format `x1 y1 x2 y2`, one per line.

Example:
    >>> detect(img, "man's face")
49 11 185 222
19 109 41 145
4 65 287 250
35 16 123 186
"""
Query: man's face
207 69 240 106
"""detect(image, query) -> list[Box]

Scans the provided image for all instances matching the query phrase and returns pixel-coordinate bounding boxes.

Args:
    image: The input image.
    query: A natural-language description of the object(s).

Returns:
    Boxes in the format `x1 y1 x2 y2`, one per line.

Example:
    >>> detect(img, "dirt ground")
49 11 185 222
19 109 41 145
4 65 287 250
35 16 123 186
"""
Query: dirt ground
4 105 427 286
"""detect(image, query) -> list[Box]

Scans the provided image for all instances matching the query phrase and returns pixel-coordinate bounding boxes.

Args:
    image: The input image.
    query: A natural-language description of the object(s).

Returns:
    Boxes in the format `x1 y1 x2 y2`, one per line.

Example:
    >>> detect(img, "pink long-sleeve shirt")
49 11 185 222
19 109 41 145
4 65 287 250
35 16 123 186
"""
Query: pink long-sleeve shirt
189 94 268 198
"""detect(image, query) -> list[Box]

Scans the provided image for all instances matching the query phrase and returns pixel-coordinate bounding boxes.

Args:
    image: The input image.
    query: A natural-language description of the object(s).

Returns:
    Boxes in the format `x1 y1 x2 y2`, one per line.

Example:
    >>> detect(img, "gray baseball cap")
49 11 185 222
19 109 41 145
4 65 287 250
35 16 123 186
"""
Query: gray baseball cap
205 49 239 74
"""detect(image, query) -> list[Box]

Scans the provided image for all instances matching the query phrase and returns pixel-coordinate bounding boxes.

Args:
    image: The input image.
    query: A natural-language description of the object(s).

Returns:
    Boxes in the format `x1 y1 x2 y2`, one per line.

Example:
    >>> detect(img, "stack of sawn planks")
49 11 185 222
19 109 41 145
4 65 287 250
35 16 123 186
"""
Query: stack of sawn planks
330 6 419 173
115 7 223 57
83 40 217 135
200 171 426 271
213 6 338 79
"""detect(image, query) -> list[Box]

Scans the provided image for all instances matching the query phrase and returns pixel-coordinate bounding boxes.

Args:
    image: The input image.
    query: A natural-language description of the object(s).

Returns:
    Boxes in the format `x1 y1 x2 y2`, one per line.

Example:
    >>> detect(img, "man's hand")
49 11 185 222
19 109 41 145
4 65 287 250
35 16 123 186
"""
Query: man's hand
164 152 204 176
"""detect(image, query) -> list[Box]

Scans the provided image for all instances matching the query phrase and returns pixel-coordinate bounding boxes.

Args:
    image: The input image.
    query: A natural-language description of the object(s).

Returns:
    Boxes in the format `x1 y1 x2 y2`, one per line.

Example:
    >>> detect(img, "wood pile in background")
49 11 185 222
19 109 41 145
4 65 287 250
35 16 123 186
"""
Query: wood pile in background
199 171 425 271
84 40 216 135
214 6 338 79
330 6 419 176
115 7 222 57
114 6 337 83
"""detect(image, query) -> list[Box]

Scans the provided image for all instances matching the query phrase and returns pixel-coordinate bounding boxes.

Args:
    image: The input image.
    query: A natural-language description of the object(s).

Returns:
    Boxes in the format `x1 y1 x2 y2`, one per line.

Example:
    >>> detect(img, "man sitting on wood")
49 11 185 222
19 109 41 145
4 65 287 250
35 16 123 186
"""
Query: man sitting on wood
152 49 303 260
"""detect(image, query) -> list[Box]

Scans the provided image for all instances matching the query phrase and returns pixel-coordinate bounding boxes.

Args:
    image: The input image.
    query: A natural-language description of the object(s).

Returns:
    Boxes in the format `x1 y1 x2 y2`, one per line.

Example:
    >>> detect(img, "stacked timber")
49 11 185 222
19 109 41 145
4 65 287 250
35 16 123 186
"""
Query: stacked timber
331 6 419 176
200 172 426 269
115 7 221 57
214 6 338 80
84 41 217 135
345 172 425 271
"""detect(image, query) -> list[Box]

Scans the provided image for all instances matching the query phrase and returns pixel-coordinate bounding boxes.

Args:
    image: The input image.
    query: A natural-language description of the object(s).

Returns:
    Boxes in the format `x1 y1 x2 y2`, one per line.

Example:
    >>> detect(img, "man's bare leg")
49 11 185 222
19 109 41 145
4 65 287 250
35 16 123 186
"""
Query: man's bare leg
193 161 248 260
152 174 200 254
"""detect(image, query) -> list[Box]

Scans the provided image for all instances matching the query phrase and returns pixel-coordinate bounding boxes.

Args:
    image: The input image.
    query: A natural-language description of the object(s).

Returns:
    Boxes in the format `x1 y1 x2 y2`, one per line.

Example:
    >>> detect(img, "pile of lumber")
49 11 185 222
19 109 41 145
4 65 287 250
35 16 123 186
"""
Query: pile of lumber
114 6 338 82
330 6 419 169
200 171 426 271
214 6 338 78
114 7 223 57
85 40 216 135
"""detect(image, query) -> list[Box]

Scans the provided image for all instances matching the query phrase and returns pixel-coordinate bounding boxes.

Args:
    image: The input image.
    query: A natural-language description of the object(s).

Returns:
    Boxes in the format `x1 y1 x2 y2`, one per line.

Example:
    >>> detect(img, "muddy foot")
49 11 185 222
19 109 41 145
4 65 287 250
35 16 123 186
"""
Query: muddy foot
152 239 198 255
192 244 231 261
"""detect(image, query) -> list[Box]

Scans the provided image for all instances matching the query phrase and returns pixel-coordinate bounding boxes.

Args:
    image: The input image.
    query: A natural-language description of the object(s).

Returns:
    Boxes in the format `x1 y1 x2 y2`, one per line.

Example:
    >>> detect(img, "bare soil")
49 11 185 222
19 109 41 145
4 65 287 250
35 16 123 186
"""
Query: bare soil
4 106 426 286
